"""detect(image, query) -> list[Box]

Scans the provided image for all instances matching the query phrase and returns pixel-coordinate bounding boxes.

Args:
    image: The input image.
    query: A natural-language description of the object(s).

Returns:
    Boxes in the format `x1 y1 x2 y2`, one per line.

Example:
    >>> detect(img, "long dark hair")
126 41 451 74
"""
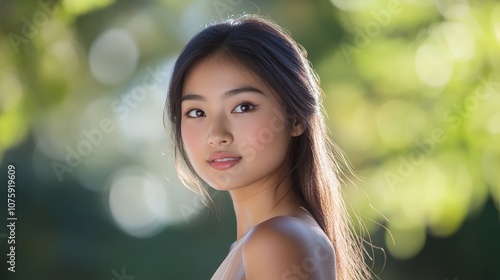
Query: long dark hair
165 14 370 280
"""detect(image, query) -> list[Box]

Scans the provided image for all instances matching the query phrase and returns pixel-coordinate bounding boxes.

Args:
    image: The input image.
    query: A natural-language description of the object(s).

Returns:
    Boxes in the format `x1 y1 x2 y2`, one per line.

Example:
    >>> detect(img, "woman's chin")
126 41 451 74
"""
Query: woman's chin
205 179 245 192
202 174 239 191
208 183 235 192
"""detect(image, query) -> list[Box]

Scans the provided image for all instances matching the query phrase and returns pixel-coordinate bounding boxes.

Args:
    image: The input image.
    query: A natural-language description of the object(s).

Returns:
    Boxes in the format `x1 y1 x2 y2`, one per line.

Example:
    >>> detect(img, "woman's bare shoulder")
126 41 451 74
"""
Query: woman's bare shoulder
244 215 328 247
241 215 336 280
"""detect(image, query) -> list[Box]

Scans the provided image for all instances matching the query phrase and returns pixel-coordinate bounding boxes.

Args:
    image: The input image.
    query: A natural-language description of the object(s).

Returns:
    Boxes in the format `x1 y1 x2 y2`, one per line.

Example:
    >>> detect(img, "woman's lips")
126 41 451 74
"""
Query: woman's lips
208 157 241 170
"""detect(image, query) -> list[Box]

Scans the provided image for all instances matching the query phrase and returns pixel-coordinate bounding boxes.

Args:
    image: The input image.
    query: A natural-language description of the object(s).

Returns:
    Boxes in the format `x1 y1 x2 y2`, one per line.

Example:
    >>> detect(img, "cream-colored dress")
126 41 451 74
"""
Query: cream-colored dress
211 235 249 280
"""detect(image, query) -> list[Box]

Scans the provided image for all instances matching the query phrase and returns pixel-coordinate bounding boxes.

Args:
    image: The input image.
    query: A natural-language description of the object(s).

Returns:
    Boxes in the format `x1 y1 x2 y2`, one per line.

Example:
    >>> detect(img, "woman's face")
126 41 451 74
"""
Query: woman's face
180 57 300 191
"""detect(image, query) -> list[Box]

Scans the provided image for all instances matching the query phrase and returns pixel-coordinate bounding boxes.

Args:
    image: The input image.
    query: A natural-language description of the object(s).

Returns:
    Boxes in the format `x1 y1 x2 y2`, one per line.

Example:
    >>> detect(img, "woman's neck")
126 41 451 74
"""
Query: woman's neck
228 176 307 241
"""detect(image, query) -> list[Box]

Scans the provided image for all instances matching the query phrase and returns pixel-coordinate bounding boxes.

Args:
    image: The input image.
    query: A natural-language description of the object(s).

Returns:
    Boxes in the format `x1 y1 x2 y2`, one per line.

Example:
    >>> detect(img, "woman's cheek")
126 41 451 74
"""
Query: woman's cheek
240 117 276 152
181 125 202 158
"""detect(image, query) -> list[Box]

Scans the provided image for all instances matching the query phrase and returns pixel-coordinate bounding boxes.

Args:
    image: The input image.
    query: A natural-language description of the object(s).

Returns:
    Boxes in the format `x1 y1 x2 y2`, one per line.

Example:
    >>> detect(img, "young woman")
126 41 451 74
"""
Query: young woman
165 15 370 280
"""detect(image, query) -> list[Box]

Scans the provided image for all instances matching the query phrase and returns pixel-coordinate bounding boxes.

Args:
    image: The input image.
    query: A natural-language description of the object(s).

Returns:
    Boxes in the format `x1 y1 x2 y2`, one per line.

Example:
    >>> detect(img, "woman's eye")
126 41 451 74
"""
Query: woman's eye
233 103 255 113
186 109 205 118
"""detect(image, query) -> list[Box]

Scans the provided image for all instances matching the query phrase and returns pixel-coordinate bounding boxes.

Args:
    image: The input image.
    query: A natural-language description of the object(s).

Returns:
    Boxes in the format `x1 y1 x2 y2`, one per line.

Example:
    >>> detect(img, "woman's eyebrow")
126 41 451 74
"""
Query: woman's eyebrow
181 86 264 103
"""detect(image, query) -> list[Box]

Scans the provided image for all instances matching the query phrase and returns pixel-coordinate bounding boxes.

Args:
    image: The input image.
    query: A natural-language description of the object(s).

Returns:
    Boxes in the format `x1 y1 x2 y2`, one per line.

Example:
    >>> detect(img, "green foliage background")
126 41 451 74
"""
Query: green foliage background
0 0 499 279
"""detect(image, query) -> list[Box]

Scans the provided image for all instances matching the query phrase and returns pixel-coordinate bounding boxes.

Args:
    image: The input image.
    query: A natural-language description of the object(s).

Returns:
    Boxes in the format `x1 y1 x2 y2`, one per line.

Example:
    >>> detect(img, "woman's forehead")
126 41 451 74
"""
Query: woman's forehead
182 56 280 101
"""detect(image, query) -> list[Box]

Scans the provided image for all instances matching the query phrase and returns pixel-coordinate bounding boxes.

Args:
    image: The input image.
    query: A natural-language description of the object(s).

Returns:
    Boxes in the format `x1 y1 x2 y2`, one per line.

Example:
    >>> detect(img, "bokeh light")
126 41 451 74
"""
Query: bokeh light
89 28 138 85
1 0 499 279
415 43 454 88
107 166 169 238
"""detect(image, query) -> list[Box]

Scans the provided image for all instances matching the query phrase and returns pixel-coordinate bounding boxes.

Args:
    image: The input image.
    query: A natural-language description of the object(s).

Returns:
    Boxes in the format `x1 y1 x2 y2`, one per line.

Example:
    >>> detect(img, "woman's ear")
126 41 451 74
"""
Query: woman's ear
291 119 305 137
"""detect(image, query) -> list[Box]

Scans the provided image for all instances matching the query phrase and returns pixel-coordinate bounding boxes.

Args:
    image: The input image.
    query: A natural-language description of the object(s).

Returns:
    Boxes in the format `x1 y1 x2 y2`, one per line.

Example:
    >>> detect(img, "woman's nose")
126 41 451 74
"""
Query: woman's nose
207 117 233 146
